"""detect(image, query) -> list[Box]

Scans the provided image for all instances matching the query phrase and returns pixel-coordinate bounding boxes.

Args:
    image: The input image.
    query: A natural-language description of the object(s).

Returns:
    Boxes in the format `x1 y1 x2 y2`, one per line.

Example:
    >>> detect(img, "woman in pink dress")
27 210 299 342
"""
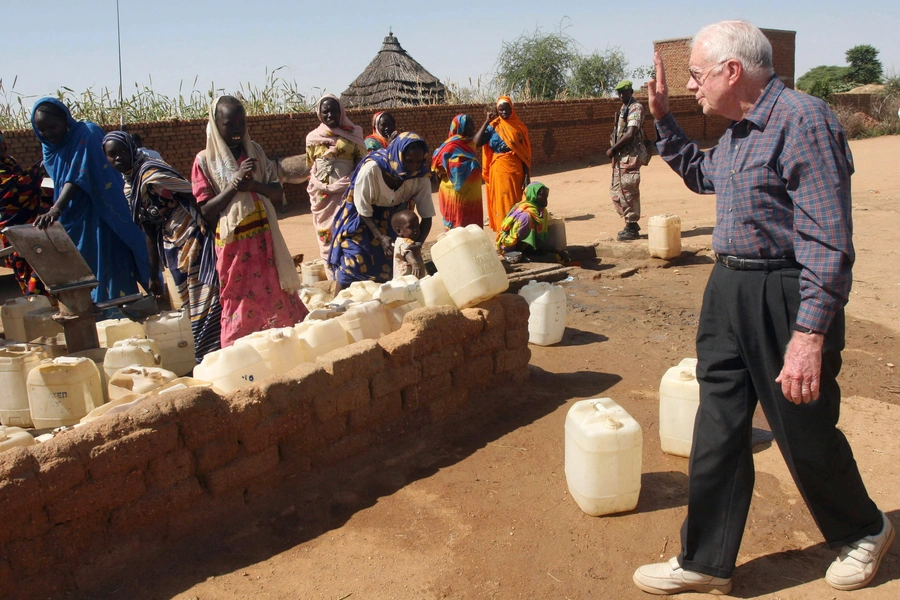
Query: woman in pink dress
191 96 307 347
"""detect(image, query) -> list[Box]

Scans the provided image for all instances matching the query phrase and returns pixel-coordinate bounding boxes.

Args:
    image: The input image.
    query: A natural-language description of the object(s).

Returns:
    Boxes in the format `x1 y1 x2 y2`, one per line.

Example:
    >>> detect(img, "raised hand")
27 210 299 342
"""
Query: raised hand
647 50 670 120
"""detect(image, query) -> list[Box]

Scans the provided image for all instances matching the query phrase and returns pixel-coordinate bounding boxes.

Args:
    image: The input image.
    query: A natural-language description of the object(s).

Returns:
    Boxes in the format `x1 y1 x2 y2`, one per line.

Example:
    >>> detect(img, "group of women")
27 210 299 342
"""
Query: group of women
0 93 545 361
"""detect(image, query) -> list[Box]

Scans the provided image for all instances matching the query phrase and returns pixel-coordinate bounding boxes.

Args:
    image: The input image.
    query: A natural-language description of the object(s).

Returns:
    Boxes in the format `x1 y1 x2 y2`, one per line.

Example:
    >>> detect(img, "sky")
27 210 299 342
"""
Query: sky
3 0 899 112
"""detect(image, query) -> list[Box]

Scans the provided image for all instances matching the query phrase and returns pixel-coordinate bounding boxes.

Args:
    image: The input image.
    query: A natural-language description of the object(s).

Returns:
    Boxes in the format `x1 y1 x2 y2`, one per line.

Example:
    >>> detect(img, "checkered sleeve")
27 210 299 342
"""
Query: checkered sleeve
782 121 855 333
655 113 717 195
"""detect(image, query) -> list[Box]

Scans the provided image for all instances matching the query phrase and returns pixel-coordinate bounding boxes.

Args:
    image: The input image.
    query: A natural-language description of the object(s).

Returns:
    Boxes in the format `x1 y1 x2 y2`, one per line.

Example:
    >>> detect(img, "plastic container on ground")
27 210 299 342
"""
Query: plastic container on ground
27 356 104 428
565 397 643 516
146 377 216 397
1 296 51 343
193 344 272 393
103 338 162 380
143 310 195 376
518 280 566 346
79 392 145 424
373 276 419 304
659 357 700 458
384 300 423 332
23 306 65 342
0 426 36 453
541 215 567 253
301 259 327 286
408 273 457 308
648 214 682 260
0 345 46 427
295 319 349 361
334 280 379 304
337 300 392 343
96 318 145 348
234 327 305 377
430 224 509 308
28 334 67 358
108 366 178 401
299 286 331 311
69 348 110 404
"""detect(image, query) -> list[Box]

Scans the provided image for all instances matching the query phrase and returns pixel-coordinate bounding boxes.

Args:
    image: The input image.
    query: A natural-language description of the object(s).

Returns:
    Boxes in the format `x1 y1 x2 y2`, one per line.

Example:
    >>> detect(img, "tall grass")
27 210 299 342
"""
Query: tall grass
0 67 314 131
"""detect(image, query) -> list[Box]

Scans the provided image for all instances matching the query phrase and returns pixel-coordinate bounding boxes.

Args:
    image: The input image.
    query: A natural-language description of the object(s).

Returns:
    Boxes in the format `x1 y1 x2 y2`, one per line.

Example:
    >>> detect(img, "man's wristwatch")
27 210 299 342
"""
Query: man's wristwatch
792 323 819 335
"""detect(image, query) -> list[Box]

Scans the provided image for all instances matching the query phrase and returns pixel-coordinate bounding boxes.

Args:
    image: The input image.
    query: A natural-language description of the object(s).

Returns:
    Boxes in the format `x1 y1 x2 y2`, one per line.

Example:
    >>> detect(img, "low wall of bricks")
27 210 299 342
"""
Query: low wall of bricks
2 97 727 205
0 296 531 598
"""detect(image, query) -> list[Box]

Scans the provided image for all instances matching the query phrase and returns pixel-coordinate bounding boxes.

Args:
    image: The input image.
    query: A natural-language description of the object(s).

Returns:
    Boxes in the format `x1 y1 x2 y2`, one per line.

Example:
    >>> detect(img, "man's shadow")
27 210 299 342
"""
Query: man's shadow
731 510 899 597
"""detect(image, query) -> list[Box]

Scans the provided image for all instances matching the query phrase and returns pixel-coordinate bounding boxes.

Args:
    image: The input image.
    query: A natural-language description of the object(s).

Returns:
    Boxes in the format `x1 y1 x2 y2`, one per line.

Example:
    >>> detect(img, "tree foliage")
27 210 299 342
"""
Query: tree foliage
797 65 852 97
568 49 628 98
845 44 883 85
495 24 631 100
495 25 578 100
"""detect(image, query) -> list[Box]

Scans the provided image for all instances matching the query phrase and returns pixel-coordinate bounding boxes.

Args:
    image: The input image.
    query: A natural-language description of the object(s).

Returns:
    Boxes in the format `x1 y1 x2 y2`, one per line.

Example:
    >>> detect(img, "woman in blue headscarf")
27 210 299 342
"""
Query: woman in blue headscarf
327 132 434 288
32 98 150 305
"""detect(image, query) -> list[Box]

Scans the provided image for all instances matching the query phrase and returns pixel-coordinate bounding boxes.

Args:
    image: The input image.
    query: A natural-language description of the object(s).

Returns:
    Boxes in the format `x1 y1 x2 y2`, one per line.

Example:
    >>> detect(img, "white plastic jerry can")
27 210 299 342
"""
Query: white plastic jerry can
95 318 145 348
233 327 305 377
517 280 566 346
1 295 51 343
648 214 682 260
193 344 272 393
659 357 700 458
27 357 104 428
565 397 643 516
430 224 509 308
337 300 392 343
0 426 36 453
295 319 349 361
143 310 195 377
0 345 45 427
103 338 162 380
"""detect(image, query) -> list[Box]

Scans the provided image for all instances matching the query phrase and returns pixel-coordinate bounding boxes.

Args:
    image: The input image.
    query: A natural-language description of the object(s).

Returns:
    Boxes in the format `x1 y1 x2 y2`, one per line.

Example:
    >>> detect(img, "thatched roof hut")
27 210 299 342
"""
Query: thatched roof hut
341 33 446 108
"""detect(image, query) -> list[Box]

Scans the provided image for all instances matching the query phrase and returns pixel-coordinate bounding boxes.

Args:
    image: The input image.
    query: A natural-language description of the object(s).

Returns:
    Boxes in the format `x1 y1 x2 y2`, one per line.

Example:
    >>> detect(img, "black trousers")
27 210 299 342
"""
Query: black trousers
678 264 882 579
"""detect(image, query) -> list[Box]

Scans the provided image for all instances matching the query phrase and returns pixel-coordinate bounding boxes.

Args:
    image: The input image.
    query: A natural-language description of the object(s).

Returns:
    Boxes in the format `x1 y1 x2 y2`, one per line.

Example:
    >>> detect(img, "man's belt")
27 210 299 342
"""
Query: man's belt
716 255 800 271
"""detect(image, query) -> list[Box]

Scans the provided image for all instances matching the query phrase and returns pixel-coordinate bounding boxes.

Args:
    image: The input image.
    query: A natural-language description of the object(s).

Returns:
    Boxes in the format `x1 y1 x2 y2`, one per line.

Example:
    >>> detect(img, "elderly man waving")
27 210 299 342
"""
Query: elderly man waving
632 20 893 595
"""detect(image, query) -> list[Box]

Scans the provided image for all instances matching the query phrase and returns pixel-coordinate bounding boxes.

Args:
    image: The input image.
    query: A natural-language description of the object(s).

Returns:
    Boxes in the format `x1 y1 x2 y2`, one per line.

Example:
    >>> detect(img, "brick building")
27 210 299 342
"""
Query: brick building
654 28 796 95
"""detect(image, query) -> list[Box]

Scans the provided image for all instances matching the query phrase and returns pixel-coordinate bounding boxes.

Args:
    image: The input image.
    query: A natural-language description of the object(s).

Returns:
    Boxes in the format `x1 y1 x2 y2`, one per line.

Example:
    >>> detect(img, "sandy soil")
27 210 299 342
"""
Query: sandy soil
59 135 900 599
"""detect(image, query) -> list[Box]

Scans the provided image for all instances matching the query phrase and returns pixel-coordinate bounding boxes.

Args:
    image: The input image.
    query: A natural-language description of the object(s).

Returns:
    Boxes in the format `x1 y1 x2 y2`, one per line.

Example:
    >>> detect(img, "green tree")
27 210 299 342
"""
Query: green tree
796 65 850 93
568 48 628 98
845 44 883 85
495 25 578 100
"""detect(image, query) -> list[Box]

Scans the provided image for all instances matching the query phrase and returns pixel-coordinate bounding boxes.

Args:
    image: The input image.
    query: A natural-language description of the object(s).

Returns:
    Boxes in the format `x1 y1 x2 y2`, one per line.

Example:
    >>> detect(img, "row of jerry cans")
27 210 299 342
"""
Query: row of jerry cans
563 359 701 518
193 269 471 394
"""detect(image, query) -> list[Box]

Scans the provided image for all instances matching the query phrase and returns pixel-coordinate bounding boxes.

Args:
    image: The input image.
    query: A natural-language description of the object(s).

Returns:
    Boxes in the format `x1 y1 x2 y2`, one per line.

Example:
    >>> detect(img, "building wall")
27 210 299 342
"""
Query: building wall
654 28 796 96
3 97 731 205
0 298 531 598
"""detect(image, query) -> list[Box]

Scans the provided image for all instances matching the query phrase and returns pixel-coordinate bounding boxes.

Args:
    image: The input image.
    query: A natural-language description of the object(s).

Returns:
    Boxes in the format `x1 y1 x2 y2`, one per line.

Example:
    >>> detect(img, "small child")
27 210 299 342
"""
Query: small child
391 209 425 279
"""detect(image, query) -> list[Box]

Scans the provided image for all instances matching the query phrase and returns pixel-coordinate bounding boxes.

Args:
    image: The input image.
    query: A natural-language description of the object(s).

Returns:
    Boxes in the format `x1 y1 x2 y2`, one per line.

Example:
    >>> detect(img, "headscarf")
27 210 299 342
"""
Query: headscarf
306 94 365 148
431 114 481 192
490 96 532 168
195 96 300 293
364 111 390 153
31 97 150 287
102 130 216 284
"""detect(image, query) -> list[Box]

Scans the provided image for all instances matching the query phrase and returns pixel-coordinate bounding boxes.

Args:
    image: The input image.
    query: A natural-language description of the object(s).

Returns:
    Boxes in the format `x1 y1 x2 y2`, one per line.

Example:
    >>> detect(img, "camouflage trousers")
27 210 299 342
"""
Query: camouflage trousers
610 163 641 222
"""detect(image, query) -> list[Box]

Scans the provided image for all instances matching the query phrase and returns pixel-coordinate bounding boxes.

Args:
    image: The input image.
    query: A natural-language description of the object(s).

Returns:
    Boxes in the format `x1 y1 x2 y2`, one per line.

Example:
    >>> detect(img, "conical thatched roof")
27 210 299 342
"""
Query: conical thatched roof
341 33 446 108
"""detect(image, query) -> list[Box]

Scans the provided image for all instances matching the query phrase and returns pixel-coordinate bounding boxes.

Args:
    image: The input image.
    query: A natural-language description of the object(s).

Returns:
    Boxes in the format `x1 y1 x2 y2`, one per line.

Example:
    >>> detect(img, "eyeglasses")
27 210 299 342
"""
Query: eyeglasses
688 60 728 86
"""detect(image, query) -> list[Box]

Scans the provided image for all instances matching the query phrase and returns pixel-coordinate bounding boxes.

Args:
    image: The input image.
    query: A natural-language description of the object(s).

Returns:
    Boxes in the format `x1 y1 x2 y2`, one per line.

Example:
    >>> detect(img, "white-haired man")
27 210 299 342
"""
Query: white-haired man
633 20 893 595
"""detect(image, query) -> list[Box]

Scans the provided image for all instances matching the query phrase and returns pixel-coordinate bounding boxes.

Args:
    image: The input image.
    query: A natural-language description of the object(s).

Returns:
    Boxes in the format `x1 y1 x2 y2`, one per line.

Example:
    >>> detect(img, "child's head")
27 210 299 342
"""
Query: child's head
391 209 420 239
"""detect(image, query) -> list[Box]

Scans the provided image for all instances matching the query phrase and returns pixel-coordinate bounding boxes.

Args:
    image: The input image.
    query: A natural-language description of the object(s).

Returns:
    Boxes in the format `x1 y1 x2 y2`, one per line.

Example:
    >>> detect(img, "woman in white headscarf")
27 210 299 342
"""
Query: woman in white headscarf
306 94 365 273
190 96 306 347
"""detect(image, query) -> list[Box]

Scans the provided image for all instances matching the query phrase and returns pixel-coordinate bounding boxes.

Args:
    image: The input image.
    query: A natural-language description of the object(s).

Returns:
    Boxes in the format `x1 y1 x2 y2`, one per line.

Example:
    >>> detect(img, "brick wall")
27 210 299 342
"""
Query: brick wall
829 92 879 115
0 297 531 598
654 28 796 96
2 96 731 205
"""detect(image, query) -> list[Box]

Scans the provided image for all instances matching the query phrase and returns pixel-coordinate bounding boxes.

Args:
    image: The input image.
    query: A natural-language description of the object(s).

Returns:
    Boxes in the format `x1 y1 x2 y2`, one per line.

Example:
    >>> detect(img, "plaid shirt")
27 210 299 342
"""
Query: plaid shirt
655 76 854 333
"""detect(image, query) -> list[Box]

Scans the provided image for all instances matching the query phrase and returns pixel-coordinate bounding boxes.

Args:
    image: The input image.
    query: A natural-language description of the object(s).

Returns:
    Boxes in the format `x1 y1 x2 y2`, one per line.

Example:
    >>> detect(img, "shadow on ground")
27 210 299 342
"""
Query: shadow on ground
731 510 899 597
82 365 621 599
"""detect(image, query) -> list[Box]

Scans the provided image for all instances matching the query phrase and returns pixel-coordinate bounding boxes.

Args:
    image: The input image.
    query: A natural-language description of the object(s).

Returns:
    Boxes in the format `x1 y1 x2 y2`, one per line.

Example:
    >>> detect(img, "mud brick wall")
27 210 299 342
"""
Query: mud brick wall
654 28 796 96
830 92 880 116
2 96 729 205
0 296 531 599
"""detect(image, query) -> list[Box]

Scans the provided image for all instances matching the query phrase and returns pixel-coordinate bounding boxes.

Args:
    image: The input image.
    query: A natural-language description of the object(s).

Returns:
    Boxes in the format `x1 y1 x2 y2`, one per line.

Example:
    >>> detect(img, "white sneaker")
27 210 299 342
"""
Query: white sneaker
633 557 733 595
826 511 895 591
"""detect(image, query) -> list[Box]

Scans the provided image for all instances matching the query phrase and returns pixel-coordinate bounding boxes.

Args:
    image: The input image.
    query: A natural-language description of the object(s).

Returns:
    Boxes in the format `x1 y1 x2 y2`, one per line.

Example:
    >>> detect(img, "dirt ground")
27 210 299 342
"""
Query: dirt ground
20 136 900 599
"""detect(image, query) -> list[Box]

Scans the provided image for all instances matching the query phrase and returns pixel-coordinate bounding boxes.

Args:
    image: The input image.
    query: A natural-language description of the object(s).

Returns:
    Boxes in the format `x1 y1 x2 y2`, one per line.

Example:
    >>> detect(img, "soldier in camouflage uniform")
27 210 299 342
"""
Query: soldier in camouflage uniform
607 80 645 241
